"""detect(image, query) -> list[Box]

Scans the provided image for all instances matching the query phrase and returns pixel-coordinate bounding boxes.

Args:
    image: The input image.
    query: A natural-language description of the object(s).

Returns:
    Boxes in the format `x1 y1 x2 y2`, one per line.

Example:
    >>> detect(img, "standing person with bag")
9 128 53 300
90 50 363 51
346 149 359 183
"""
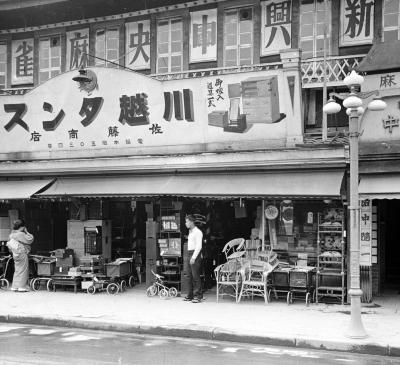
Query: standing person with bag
6 219 34 292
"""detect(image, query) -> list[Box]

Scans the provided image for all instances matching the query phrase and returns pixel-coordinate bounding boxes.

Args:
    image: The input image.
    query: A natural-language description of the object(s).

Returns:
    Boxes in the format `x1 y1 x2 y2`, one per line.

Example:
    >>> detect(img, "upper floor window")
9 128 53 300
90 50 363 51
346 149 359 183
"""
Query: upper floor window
95 28 119 67
383 0 400 41
157 18 183 73
39 36 61 83
300 0 330 59
0 43 6 91
224 8 253 67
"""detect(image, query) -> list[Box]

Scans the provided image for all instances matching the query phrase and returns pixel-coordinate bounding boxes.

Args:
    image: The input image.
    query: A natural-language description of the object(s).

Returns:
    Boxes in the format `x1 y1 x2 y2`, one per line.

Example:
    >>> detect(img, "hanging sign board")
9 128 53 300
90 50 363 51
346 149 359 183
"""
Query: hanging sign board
340 0 374 46
360 198 372 266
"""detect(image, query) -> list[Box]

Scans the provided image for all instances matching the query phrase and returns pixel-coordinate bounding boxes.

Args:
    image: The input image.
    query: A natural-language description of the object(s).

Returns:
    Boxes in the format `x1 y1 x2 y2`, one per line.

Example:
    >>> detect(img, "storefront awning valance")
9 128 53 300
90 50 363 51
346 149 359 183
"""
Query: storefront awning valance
0 179 54 200
360 174 400 200
36 171 344 199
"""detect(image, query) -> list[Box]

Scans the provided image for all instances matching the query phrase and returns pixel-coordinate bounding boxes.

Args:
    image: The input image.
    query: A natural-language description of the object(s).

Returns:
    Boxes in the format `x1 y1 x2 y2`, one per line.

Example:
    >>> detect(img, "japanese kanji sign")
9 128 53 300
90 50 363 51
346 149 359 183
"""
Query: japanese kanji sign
125 20 151 70
190 9 217 62
261 0 292 55
66 29 90 70
12 39 34 85
340 0 374 46
0 66 297 157
360 198 372 266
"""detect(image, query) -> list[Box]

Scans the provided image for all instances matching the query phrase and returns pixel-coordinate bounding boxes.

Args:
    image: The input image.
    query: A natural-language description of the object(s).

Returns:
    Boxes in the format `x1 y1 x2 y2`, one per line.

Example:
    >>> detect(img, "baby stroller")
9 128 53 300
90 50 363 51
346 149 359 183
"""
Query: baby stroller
0 255 12 290
146 270 178 299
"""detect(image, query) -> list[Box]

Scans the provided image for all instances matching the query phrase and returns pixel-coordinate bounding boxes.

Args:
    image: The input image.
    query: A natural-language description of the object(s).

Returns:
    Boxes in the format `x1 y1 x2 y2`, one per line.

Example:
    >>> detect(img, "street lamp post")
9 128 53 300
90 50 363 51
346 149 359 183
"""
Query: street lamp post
323 70 386 339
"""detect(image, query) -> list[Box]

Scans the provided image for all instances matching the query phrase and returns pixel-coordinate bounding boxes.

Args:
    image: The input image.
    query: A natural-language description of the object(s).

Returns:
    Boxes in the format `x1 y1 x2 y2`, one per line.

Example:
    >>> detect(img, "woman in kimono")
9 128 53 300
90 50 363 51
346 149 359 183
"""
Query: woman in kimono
7 219 34 292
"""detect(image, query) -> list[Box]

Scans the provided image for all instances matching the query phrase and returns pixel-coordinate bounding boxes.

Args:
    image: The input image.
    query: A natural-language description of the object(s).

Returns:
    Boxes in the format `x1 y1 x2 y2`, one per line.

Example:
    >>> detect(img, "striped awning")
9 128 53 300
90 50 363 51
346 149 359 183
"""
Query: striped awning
36 171 344 199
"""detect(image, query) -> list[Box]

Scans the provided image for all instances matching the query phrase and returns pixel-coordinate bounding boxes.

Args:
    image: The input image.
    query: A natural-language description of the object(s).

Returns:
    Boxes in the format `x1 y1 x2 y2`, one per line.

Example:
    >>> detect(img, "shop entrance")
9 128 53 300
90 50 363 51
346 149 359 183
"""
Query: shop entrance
379 200 400 294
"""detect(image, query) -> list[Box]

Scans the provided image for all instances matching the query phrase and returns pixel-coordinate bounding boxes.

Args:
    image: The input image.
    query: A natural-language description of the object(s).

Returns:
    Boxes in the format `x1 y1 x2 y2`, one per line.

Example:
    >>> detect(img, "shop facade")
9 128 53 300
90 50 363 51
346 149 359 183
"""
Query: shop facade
0 55 350 298
356 55 400 298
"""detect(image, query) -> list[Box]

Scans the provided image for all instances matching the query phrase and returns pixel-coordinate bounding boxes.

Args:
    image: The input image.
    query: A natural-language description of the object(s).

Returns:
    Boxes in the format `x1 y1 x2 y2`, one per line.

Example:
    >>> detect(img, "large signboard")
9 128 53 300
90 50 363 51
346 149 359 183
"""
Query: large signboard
0 67 298 157
66 29 90 70
340 0 374 46
360 72 400 142
125 20 151 70
190 9 217 62
12 39 34 85
261 0 292 56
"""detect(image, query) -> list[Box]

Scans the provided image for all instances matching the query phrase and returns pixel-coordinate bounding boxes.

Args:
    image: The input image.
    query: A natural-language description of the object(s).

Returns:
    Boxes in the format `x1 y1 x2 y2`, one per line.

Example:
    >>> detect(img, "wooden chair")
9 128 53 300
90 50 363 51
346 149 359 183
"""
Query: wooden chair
237 259 273 304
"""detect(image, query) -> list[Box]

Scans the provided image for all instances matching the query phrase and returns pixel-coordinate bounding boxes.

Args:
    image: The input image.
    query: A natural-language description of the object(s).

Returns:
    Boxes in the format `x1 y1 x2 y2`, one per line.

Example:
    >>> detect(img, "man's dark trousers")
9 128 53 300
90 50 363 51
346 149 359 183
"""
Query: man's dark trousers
187 250 202 299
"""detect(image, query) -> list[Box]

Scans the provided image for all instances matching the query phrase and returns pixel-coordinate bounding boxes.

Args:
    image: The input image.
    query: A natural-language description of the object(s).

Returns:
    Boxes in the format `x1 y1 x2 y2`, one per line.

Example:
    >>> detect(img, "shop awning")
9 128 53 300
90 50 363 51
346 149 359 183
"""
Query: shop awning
359 174 400 200
36 171 344 199
357 41 400 72
0 179 54 200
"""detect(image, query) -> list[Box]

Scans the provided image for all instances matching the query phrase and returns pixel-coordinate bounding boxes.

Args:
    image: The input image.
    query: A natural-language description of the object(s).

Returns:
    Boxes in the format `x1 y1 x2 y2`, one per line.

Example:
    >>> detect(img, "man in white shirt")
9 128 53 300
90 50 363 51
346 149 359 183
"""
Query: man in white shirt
184 214 203 303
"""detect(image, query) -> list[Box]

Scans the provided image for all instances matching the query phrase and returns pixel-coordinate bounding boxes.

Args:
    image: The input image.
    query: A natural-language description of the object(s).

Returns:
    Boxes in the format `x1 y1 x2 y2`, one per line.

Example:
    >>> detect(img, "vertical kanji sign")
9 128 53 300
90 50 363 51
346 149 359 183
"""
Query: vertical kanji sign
261 0 292 56
125 20 151 70
190 9 217 62
12 39 34 85
66 29 90 70
341 0 374 46
360 198 372 266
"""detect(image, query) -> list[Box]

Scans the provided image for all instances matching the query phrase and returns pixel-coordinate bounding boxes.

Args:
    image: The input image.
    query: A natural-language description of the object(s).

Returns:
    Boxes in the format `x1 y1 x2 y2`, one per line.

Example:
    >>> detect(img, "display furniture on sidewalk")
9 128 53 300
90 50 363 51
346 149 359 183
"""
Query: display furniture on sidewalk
214 238 246 303
237 259 273 304
288 266 316 305
316 210 346 304
47 275 83 293
157 200 182 292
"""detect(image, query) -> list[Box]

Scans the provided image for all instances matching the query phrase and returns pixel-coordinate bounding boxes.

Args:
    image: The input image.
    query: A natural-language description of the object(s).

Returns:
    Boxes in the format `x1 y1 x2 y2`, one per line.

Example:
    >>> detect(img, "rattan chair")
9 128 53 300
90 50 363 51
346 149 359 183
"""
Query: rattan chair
214 238 246 303
237 259 273 304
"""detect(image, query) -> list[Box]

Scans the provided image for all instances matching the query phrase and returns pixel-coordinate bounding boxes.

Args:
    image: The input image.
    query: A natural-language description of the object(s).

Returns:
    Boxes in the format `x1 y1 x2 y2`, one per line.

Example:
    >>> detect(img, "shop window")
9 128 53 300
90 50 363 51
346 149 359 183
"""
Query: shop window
383 0 400 41
39 36 61 83
300 0 331 59
224 7 253 67
0 43 6 91
156 18 183 74
95 28 119 67
303 88 348 133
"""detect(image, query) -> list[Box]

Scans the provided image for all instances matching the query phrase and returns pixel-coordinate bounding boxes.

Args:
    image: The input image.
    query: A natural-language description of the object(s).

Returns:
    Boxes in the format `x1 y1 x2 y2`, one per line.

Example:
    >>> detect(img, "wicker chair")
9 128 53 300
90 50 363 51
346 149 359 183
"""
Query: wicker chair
222 238 246 261
214 238 246 303
237 259 273 304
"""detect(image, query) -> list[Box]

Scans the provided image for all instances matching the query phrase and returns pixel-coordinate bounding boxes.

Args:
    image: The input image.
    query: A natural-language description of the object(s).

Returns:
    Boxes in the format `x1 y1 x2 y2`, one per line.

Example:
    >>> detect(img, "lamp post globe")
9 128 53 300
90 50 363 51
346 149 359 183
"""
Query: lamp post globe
323 98 341 114
368 97 387 111
343 94 363 109
343 70 364 87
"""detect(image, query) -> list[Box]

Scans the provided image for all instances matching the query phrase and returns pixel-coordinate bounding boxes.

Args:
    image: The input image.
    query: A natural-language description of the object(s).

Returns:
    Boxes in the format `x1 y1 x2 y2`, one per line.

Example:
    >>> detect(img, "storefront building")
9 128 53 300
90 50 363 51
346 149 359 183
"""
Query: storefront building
0 0 395 301
356 43 400 298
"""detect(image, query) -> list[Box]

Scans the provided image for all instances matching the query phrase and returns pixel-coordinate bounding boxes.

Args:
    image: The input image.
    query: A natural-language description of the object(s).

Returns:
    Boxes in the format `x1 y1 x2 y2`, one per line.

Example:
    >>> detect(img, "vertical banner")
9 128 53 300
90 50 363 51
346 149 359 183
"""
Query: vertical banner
190 9 217 62
125 20 151 70
66 29 90 70
340 0 374 46
11 39 34 85
261 0 292 56
360 198 372 266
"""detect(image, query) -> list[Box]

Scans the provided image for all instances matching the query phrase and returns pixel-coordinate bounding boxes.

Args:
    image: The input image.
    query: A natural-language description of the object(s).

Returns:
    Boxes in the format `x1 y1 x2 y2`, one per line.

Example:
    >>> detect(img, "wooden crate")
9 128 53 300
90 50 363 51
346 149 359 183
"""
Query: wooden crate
37 261 56 276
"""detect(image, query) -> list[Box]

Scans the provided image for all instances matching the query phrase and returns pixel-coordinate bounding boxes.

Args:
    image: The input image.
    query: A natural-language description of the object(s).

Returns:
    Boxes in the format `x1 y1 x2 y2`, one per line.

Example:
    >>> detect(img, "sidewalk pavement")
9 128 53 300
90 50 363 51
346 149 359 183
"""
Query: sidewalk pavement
0 284 399 357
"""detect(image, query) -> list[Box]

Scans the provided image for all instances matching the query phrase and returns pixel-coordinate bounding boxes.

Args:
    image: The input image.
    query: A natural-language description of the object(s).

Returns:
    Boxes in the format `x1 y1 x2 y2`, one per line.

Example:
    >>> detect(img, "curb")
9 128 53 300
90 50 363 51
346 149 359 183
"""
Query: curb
0 315 399 357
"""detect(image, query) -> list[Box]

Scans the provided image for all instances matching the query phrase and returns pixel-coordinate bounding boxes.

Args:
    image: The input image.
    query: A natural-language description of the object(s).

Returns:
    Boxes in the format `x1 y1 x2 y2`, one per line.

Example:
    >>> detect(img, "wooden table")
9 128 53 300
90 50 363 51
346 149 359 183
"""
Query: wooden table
49 276 82 293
